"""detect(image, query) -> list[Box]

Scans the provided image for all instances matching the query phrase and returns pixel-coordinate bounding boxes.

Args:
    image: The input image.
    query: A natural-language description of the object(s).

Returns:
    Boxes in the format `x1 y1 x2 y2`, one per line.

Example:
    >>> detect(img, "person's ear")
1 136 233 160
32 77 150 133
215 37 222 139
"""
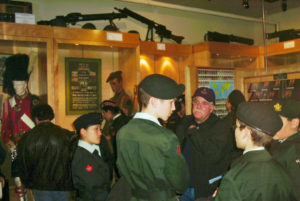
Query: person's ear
291 118 300 130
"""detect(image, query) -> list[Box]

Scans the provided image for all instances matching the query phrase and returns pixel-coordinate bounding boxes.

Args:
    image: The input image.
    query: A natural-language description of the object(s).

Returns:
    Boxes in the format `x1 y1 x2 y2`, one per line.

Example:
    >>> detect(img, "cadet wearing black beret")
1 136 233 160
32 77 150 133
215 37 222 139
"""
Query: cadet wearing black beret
216 102 295 201
269 99 300 200
116 74 189 201
72 112 113 201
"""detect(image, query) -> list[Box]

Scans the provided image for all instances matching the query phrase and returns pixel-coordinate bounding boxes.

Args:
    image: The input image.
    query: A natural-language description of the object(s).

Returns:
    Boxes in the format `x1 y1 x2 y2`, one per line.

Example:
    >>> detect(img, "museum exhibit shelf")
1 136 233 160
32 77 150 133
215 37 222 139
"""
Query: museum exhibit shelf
0 22 53 105
52 26 140 129
139 41 192 85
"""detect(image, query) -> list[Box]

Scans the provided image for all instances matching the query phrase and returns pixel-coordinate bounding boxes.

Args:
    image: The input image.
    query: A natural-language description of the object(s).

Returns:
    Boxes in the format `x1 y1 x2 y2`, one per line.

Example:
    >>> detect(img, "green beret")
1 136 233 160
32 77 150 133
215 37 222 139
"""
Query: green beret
73 113 102 134
273 99 300 119
106 71 122 82
237 102 283 136
139 74 185 100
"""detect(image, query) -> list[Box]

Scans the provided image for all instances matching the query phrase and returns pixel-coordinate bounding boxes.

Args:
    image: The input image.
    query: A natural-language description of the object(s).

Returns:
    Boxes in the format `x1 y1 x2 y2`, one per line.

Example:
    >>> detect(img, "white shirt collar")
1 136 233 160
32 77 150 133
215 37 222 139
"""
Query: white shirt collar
133 112 162 126
243 146 265 155
113 113 121 120
78 140 101 156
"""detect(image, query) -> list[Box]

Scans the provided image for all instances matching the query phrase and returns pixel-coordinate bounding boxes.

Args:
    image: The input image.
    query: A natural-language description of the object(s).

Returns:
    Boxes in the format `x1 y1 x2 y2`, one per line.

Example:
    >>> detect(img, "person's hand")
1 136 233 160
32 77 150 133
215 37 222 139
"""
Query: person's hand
6 140 15 150
212 187 218 197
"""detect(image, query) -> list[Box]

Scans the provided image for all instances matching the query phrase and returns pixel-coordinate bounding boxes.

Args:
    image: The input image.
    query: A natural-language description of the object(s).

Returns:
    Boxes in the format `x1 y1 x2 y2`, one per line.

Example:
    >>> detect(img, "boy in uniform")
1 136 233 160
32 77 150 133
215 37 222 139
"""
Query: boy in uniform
215 102 295 201
117 74 189 201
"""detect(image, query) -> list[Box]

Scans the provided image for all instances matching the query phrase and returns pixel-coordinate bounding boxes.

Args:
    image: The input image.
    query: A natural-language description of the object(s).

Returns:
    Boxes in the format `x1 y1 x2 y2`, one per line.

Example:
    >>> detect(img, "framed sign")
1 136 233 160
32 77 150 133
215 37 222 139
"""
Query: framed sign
0 54 12 86
65 57 101 115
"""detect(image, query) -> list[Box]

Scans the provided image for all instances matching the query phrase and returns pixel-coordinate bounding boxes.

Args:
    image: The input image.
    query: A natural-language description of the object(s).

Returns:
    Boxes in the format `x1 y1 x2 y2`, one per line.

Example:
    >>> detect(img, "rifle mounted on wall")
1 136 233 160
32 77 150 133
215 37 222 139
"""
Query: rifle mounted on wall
115 7 184 44
37 12 127 31
204 31 254 45
266 29 300 42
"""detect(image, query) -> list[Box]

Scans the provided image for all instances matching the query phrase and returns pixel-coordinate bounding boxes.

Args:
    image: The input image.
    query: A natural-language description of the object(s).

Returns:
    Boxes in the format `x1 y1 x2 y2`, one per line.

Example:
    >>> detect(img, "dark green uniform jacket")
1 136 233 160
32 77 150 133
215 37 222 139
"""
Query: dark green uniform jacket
215 150 295 201
117 117 190 201
269 131 300 200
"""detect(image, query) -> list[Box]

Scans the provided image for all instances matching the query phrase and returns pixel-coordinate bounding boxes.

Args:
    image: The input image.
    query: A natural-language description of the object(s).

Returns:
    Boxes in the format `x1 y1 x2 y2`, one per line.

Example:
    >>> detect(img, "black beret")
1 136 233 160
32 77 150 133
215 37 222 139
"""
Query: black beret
106 71 122 82
237 102 283 136
139 74 185 100
273 99 300 119
73 113 102 134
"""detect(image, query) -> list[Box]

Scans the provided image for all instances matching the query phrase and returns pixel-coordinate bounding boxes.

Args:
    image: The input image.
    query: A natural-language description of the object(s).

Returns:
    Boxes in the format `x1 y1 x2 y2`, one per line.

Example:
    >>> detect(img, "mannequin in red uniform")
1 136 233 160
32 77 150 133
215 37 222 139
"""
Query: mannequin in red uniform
1 54 39 201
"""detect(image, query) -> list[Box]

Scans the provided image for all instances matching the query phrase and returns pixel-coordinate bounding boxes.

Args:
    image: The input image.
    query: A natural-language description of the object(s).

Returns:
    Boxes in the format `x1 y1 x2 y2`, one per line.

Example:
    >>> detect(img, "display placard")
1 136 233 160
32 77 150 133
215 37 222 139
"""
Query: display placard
65 58 101 115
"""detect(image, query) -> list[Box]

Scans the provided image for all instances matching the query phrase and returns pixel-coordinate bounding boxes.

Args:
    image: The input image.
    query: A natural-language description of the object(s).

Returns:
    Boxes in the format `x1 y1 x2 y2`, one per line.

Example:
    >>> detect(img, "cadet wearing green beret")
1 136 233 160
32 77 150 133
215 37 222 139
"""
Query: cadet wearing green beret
215 102 295 201
106 71 133 116
116 74 189 201
269 99 300 200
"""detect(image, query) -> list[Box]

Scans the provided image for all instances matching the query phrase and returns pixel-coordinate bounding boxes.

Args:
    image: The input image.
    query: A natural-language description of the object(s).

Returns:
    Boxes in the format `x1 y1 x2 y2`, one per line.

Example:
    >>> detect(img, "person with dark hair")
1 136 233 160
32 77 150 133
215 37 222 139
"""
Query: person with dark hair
215 102 295 201
72 113 113 201
269 99 300 200
1 54 40 200
223 90 246 161
166 94 186 132
16 104 75 201
106 71 133 116
101 100 130 158
116 74 189 201
223 89 246 127
176 87 234 201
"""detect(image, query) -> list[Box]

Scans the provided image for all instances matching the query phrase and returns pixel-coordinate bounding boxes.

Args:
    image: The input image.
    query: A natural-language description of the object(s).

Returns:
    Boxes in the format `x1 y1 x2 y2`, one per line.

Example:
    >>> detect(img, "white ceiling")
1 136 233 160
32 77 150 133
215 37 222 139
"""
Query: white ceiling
152 0 300 18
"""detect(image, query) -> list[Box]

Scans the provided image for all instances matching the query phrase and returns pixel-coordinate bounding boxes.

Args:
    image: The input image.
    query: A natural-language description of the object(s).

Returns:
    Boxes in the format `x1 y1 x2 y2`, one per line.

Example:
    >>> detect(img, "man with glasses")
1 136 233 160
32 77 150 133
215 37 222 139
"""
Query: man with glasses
176 87 234 201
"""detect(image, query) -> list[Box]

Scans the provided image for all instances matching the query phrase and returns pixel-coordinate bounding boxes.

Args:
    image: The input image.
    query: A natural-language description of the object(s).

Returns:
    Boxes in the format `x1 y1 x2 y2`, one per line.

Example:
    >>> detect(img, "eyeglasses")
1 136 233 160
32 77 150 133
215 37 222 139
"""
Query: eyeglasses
233 124 246 130
192 99 212 107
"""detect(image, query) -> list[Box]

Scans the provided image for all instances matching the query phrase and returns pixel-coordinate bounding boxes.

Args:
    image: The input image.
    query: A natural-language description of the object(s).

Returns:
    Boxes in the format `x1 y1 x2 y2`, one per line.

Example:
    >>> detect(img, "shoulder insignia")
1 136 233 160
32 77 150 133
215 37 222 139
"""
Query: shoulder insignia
86 164 93 172
176 145 181 155
274 103 282 112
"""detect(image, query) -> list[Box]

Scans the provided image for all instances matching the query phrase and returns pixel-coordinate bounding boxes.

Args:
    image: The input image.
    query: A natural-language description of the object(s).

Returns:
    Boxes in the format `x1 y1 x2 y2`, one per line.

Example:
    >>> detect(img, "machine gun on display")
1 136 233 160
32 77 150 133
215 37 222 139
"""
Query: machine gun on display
115 7 184 44
204 31 254 45
37 12 127 31
266 29 300 42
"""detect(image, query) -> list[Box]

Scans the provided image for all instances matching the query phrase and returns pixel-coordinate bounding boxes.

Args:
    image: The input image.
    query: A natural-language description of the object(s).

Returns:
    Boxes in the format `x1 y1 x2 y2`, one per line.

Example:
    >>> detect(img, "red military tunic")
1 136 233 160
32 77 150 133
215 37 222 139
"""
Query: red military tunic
1 94 38 144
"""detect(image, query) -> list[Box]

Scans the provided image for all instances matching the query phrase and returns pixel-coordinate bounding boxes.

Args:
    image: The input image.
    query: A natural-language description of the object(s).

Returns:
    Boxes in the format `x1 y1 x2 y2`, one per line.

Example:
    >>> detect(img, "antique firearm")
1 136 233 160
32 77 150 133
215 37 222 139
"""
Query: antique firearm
115 7 184 44
37 12 127 31
204 31 254 45
266 29 300 42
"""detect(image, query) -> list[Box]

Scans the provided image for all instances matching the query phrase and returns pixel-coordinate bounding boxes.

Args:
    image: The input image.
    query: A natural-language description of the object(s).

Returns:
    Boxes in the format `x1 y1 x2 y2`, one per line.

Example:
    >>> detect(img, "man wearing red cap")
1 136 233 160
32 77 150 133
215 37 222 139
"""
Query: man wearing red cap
176 87 234 201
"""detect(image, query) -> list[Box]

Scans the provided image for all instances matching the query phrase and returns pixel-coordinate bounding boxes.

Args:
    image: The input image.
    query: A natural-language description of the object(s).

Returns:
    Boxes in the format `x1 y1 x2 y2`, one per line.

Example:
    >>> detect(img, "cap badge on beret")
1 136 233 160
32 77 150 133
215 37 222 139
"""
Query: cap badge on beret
274 103 282 112
201 88 207 94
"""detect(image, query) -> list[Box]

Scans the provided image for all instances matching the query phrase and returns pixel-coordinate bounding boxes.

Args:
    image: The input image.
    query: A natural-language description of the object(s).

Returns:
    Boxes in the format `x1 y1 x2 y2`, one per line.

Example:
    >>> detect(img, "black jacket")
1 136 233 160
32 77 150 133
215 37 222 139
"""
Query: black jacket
16 122 76 190
176 114 234 199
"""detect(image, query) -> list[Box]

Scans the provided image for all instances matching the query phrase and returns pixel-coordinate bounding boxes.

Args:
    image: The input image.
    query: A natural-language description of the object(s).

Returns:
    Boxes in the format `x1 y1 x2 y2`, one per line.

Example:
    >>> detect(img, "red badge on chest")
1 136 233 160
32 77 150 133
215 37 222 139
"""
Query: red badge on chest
176 145 181 155
86 164 93 172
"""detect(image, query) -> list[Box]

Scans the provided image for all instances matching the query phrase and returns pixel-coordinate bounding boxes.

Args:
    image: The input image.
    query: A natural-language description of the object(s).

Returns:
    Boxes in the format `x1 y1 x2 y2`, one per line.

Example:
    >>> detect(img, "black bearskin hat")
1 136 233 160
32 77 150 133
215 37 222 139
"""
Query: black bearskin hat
2 54 30 96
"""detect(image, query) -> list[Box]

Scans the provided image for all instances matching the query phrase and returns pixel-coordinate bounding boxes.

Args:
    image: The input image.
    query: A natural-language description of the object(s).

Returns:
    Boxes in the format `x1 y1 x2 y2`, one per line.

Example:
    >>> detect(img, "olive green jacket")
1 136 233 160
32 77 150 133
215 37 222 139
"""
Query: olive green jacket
269 131 300 200
215 150 295 201
117 118 189 201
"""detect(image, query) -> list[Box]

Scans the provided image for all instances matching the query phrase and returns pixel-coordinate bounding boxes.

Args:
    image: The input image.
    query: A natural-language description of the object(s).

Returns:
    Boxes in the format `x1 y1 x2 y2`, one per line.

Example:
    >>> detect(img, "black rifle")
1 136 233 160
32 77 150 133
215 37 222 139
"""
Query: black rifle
115 7 184 44
266 29 300 42
37 12 127 31
204 31 254 45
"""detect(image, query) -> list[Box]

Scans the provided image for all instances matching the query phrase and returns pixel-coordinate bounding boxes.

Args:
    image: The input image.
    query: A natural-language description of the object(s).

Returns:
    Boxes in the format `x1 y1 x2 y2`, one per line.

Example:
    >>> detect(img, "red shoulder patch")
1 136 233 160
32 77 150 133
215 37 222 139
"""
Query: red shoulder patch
176 145 181 155
86 164 93 172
